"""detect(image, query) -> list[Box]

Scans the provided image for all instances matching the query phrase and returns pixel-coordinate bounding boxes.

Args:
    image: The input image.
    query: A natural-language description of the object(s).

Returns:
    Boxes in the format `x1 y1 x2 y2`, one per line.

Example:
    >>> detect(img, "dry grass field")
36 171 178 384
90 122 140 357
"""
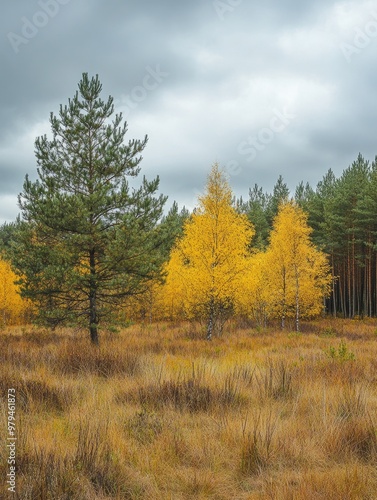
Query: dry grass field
1 318 377 499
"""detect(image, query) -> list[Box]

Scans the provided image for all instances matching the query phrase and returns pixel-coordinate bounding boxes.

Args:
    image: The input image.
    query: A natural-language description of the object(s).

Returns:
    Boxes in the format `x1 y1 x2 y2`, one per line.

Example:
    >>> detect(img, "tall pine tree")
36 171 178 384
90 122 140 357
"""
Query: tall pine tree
12 74 167 344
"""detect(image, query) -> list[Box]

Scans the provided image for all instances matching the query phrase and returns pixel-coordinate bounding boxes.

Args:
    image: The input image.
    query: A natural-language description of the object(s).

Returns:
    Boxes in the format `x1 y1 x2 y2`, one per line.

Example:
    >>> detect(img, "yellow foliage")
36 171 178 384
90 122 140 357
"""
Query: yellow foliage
122 280 167 323
0 258 29 325
238 202 332 329
237 251 272 325
162 164 255 334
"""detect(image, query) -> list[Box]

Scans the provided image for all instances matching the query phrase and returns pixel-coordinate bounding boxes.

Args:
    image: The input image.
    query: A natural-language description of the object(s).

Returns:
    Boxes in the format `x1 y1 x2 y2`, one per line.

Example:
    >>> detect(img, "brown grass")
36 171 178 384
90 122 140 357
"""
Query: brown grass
1 318 377 498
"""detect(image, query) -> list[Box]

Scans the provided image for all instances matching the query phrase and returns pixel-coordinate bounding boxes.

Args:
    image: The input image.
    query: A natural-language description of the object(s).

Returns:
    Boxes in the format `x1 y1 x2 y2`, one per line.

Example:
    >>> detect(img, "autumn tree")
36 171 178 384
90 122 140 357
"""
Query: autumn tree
0 258 28 326
11 74 167 344
263 202 331 331
163 164 254 339
230 154 377 320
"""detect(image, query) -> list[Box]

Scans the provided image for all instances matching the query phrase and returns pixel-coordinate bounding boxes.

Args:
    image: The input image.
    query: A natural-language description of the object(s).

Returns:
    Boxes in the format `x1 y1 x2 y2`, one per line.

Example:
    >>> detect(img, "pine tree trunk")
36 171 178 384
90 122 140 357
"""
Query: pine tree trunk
352 236 356 317
368 244 372 316
347 244 351 318
90 319 99 345
369 246 372 316
339 263 345 317
89 248 99 345
373 254 377 316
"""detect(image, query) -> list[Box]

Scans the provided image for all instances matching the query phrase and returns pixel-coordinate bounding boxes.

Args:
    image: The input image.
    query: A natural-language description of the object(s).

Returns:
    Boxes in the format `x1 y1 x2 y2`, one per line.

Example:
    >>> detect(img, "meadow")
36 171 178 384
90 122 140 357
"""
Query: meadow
1 318 377 499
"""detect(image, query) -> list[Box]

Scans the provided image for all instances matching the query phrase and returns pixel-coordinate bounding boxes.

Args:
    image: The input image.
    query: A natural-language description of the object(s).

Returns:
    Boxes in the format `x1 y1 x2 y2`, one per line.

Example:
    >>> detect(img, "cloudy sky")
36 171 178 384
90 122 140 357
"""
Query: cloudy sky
1 0 377 223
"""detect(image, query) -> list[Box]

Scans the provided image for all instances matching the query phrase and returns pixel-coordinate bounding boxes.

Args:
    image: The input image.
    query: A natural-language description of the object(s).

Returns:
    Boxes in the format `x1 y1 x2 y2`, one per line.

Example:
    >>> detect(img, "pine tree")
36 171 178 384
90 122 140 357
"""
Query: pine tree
240 184 271 249
324 156 369 317
158 201 190 259
355 157 377 316
11 74 167 344
266 175 290 226
0 221 19 252
294 181 314 212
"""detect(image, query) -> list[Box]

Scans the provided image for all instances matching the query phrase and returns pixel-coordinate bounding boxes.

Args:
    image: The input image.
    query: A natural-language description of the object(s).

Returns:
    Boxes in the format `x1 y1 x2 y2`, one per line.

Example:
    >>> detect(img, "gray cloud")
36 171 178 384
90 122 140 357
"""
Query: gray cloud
1 0 377 222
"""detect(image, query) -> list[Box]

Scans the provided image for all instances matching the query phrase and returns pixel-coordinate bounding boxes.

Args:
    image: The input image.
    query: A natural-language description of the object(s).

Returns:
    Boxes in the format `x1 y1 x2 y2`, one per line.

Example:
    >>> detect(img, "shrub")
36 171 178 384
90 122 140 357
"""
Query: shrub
326 341 355 361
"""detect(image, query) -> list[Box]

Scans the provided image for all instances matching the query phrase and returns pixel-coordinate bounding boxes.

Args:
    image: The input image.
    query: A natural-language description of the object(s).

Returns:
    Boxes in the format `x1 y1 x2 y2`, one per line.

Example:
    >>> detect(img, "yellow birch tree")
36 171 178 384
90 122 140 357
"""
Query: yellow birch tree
163 164 255 338
0 257 28 326
263 202 331 330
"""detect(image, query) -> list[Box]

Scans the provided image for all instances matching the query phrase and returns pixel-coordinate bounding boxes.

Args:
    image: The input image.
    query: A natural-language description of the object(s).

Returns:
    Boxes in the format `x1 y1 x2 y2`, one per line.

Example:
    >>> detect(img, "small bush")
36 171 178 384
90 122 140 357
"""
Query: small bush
326 340 355 361
0 377 77 413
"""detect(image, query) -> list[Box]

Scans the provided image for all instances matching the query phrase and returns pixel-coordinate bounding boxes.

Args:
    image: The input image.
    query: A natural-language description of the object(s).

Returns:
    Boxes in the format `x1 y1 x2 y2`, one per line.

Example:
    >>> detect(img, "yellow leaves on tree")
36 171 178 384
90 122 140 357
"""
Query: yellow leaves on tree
238 202 331 330
163 164 255 338
122 280 167 324
237 252 272 327
0 258 28 326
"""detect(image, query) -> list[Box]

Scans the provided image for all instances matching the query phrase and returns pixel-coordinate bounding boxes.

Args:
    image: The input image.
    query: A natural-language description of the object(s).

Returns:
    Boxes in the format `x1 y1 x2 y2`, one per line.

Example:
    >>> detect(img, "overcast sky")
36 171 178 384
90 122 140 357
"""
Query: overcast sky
1 0 377 223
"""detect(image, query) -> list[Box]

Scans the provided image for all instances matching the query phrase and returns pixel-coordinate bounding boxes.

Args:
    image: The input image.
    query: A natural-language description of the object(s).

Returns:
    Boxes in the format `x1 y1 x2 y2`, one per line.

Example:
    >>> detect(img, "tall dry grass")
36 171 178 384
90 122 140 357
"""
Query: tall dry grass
0 318 377 498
